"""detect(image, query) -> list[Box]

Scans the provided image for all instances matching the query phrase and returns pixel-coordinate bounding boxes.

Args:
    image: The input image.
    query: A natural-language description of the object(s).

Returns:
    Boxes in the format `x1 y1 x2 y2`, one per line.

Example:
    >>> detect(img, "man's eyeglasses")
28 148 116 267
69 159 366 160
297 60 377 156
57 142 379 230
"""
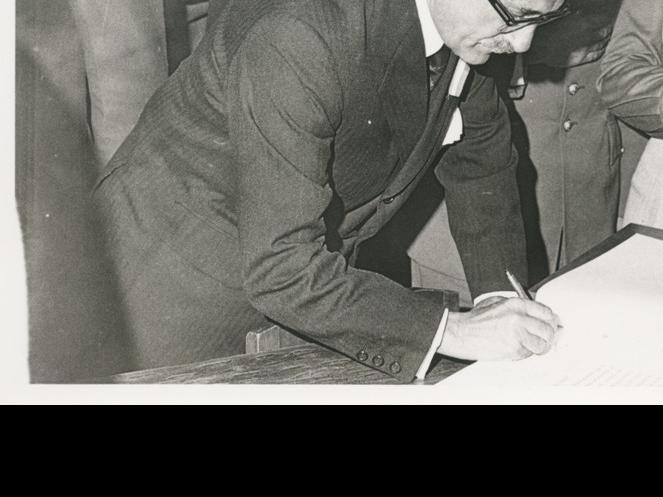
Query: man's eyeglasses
488 0 573 30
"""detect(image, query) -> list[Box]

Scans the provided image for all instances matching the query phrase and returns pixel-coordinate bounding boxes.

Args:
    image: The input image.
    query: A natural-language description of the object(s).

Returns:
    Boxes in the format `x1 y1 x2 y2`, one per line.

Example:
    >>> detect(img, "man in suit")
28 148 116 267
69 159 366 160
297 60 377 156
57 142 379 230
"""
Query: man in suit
95 0 565 381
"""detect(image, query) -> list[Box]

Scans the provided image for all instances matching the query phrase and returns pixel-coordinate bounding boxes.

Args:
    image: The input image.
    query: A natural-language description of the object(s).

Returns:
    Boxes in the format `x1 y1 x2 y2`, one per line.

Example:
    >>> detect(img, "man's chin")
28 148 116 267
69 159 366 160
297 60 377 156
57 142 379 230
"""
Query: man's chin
459 51 491 66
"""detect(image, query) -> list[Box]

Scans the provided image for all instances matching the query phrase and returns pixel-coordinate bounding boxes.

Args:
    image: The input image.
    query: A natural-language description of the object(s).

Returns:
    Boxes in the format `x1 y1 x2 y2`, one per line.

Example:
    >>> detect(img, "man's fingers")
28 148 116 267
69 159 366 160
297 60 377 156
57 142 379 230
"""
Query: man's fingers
522 315 556 343
506 298 561 328
512 345 533 361
520 331 551 356
513 315 557 355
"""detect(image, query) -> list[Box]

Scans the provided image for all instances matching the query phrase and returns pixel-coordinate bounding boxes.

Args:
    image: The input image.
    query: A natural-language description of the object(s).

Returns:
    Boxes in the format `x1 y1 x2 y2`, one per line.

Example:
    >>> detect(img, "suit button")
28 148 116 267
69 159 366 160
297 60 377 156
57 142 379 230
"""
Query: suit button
357 350 369 362
372 355 385 367
382 196 395 204
563 120 577 132
568 83 582 96
390 362 402 374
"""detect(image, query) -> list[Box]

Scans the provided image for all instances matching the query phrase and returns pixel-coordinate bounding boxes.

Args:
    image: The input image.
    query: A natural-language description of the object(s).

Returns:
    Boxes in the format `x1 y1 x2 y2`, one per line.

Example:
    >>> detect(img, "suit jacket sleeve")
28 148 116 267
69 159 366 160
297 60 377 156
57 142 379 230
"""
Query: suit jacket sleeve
225 15 447 381
597 0 663 138
435 71 527 297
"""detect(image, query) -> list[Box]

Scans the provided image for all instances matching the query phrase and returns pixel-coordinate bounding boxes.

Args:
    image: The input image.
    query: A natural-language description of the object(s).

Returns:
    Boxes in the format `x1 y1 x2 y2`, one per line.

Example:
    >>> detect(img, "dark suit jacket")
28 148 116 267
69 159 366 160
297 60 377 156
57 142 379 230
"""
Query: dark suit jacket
96 0 526 380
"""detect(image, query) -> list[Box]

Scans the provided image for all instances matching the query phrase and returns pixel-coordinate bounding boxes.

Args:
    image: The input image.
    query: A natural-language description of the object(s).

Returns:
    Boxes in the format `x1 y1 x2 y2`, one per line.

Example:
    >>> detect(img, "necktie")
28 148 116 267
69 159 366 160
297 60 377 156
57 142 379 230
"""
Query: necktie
427 45 451 90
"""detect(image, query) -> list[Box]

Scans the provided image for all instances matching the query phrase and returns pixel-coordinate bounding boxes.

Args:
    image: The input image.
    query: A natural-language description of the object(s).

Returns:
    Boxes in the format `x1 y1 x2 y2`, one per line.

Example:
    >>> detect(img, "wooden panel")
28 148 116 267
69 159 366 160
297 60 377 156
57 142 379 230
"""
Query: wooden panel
246 324 309 354
93 344 470 385
245 325 282 355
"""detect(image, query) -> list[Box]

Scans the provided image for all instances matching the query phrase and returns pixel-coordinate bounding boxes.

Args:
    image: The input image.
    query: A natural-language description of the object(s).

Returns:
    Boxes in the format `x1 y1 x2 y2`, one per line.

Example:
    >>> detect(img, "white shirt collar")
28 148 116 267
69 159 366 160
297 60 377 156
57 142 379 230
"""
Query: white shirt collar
415 0 444 57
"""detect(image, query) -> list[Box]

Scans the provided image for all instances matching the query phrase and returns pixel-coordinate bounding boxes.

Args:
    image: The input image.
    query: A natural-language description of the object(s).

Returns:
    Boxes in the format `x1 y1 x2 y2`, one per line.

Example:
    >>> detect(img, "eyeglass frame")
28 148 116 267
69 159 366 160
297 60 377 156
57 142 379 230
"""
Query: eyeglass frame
488 0 573 29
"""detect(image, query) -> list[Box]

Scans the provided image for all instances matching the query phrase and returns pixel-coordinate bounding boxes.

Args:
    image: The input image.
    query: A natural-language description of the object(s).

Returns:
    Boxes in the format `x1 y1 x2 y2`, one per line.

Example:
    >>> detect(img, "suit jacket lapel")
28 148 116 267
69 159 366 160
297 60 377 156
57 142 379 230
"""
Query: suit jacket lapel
371 1 428 166
382 52 462 199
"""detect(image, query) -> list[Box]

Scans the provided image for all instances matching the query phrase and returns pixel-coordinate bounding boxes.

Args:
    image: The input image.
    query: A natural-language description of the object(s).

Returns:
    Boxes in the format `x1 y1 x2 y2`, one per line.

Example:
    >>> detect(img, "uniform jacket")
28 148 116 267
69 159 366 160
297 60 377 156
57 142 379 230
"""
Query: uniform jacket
96 0 525 380
507 0 623 275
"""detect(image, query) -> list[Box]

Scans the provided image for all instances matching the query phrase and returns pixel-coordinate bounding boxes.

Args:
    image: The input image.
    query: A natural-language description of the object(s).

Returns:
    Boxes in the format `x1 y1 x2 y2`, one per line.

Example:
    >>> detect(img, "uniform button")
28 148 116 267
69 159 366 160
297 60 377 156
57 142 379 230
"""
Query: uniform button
357 350 369 362
568 83 582 96
372 355 385 367
563 120 577 132
390 362 402 374
382 196 395 204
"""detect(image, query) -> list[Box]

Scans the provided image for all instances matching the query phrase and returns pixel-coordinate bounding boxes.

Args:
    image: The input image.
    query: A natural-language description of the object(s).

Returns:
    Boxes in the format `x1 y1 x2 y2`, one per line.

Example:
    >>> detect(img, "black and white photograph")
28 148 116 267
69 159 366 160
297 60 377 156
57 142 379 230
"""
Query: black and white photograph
4 0 663 404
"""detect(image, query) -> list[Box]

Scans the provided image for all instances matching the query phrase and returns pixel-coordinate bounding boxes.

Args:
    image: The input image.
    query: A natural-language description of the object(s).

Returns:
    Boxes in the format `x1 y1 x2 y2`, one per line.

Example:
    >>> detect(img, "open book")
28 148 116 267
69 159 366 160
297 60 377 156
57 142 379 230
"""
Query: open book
441 225 663 388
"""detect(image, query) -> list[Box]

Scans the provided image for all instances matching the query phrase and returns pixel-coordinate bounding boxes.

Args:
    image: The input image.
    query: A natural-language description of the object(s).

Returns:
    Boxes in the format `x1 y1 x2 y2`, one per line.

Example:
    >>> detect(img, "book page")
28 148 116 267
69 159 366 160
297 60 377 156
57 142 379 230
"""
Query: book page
440 234 663 388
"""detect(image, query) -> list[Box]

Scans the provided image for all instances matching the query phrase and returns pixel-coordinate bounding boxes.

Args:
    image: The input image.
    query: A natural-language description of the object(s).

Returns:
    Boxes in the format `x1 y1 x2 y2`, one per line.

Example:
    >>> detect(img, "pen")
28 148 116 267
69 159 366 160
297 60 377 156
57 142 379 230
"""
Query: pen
506 270 532 300
506 270 564 336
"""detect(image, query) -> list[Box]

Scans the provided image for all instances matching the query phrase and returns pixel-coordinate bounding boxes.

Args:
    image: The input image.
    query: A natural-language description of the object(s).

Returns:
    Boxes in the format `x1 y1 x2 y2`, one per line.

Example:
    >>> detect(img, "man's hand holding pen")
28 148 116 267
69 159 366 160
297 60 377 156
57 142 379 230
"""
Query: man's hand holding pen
436 271 561 362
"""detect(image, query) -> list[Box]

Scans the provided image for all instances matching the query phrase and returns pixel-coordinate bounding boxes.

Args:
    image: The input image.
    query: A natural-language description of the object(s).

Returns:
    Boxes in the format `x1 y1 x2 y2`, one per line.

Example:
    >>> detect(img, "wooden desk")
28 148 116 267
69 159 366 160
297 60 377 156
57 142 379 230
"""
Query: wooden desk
98 344 471 385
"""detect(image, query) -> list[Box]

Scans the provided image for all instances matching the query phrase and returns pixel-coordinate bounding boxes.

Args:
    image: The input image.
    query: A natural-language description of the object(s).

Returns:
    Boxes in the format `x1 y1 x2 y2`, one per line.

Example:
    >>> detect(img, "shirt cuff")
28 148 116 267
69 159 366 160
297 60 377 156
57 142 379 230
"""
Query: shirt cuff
473 291 518 306
415 307 450 380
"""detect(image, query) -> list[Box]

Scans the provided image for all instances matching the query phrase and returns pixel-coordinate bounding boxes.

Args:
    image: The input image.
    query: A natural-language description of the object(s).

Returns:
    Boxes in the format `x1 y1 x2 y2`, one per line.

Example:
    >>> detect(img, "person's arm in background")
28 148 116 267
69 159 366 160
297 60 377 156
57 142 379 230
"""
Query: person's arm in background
597 0 663 138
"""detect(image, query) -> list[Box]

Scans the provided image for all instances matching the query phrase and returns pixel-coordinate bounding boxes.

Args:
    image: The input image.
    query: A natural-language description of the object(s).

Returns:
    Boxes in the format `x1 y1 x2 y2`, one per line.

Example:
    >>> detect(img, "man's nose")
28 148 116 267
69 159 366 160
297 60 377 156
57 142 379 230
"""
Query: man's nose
504 24 537 53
